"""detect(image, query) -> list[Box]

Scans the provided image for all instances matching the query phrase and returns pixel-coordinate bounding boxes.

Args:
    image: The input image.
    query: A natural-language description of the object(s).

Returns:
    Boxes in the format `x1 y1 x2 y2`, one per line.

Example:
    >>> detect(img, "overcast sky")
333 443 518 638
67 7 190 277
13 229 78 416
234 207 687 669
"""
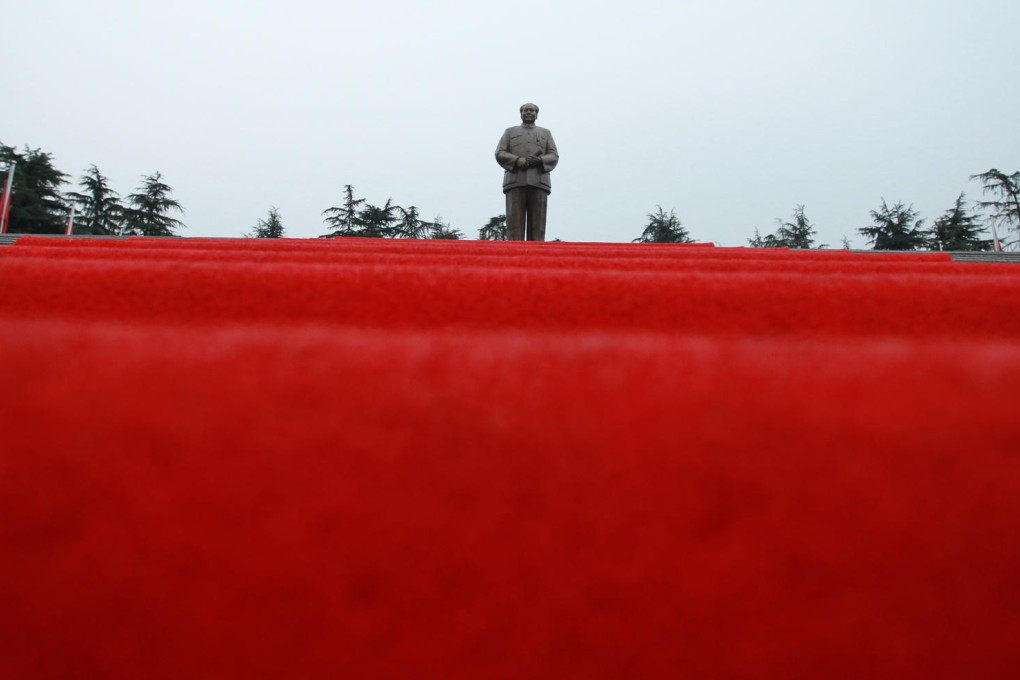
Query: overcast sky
4 0 1018 246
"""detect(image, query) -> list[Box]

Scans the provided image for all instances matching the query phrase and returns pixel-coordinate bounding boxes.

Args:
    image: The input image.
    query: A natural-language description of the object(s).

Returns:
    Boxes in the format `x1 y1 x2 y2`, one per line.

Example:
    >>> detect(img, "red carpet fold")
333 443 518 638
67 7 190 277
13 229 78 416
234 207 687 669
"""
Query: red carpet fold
1 236 1019 678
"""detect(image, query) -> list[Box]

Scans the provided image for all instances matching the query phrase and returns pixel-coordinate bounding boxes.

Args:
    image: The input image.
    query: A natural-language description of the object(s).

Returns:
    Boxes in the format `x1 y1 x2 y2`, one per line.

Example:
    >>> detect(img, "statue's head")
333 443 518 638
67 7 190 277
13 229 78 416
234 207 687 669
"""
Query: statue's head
520 103 539 124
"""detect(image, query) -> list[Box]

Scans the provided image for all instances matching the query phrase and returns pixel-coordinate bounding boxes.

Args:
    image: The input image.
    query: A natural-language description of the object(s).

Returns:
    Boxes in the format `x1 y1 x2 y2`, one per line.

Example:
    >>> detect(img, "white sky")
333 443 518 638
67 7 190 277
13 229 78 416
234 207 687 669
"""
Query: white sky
4 0 1018 246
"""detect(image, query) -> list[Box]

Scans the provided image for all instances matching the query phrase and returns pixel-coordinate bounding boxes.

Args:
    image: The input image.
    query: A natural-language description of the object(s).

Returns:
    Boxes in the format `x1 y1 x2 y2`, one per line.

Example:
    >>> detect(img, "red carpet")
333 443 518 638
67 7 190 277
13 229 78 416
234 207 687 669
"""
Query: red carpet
2 236 1020 678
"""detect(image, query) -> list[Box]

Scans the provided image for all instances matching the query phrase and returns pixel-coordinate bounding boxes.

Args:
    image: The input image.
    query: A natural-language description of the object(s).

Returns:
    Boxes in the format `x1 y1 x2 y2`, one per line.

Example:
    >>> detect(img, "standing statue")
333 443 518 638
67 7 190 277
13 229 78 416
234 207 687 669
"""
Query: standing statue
495 103 559 241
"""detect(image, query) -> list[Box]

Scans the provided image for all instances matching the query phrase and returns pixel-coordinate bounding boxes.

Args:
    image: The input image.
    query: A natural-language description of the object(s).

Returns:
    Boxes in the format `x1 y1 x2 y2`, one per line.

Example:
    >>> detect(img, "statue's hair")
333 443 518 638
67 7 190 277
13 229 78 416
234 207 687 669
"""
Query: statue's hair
520 102 539 113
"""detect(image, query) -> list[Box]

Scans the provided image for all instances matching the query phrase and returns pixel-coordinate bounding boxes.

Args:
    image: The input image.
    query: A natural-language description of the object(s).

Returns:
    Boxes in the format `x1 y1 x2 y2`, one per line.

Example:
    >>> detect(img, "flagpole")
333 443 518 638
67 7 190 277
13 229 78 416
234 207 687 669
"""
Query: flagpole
0 162 15 234
66 206 75 236
990 219 1003 253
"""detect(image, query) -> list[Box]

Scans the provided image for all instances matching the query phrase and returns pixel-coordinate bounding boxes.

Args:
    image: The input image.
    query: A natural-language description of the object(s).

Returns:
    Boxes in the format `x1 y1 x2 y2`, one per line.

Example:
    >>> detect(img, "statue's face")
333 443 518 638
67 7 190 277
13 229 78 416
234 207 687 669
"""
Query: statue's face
520 105 538 124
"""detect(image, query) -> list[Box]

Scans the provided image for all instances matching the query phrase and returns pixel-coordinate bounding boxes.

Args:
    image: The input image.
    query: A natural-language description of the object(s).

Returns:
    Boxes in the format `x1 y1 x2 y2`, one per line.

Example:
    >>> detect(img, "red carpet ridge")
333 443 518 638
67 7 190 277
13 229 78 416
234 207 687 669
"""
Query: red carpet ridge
2 236 1019 678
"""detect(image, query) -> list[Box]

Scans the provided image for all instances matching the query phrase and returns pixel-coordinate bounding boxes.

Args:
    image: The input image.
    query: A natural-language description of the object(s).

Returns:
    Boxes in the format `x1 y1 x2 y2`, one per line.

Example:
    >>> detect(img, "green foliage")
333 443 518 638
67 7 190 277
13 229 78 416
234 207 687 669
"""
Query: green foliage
123 172 185 236
322 185 463 239
749 206 818 249
356 199 399 238
321 185 366 237
478 215 507 240
249 207 285 238
858 199 927 250
970 169 1020 249
428 215 463 240
66 165 123 235
321 186 400 238
394 205 430 239
747 228 767 248
928 194 990 251
633 206 692 243
0 142 69 234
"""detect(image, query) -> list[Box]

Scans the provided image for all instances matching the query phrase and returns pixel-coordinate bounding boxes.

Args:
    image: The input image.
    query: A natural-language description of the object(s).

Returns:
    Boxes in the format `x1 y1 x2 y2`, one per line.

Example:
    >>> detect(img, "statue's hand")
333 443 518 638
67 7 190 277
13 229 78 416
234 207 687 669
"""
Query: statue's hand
515 157 528 169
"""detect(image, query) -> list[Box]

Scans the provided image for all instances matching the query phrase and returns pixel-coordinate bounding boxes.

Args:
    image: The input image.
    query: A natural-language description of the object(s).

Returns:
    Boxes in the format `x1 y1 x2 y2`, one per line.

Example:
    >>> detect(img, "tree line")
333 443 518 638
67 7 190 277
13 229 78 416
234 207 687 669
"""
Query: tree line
640 170 1020 251
4 141 1017 249
320 184 464 240
0 142 479 240
1 144 185 236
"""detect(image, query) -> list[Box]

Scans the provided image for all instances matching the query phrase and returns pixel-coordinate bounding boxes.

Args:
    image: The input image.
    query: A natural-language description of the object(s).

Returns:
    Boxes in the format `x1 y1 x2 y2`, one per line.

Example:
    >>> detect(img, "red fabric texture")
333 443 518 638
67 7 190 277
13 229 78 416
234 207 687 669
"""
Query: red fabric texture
2 236 1020 678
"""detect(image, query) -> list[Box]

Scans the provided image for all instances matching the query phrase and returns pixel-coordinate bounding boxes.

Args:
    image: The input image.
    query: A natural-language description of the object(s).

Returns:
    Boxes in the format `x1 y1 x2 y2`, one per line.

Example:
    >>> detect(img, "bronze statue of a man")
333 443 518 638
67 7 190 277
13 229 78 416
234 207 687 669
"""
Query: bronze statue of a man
495 103 559 241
